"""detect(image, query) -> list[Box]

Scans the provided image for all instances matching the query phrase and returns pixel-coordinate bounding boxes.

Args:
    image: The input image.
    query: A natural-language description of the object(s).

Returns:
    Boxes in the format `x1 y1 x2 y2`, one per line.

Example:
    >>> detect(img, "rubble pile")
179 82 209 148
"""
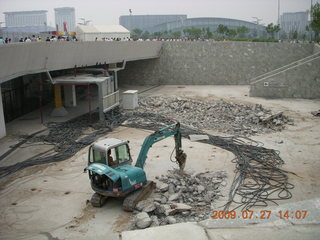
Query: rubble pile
132 170 227 229
137 96 292 135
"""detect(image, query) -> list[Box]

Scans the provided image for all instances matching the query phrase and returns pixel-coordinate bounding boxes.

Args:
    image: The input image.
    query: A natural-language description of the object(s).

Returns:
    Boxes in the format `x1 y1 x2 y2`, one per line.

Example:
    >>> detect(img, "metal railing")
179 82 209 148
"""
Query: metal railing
102 90 120 112
250 51 320 84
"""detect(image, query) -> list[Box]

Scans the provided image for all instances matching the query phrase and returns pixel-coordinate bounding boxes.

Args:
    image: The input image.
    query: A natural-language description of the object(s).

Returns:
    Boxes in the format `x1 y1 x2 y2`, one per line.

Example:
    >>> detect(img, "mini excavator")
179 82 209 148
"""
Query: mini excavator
85 122 187 210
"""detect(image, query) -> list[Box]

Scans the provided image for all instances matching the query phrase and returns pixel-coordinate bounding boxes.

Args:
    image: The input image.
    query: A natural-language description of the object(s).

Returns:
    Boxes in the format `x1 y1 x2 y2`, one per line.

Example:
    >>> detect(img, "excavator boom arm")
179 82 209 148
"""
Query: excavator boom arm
135 122 186 170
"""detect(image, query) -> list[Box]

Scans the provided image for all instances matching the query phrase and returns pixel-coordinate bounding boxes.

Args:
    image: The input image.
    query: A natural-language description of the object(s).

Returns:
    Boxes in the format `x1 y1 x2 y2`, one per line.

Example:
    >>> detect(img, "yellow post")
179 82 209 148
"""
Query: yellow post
54 85 63 108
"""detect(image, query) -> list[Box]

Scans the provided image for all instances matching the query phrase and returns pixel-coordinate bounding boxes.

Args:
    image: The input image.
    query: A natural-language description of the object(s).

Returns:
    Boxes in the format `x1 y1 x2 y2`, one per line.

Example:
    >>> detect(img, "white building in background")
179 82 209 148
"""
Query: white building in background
76 25 130 41
54 7 76 32
4 10 47 27
280 11 309 34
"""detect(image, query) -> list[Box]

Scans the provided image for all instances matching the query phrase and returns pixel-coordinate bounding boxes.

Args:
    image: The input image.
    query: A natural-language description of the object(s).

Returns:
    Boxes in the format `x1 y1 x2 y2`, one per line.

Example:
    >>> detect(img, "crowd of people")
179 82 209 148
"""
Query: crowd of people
1 35 319 44
0 37 12 44
0 35 78 44
95 37 211 42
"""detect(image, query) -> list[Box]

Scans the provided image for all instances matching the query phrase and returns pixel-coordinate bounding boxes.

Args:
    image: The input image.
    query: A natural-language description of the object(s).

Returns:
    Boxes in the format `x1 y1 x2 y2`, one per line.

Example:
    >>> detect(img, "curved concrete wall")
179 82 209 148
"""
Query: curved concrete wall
0 41 162 83
119 42 314 85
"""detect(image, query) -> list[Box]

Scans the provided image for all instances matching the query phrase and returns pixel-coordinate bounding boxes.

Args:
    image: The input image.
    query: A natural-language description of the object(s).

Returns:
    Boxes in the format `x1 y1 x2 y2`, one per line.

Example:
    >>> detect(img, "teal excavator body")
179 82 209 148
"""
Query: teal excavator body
85 122 187 208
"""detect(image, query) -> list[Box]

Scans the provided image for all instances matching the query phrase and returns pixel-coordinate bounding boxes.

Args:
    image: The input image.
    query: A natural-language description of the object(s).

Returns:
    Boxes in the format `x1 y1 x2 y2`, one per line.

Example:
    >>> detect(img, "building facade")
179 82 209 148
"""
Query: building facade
150 17 266 37
119 15 187 31
280 11 309 35
4 10 47 27
119 15 266 37
54 7 76 32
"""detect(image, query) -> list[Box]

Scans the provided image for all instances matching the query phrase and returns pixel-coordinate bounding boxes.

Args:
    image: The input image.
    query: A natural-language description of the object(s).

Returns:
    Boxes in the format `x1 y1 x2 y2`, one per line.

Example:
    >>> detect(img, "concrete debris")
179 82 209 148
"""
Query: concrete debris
170 203 192 211
260 112 284 123
168 192 181 202
311 110 320 117
166 216 177 224
130 170 227 230
137 96 292 135
135 199 156 213
150 215 160 227
158 182 169 192
135 212 152 229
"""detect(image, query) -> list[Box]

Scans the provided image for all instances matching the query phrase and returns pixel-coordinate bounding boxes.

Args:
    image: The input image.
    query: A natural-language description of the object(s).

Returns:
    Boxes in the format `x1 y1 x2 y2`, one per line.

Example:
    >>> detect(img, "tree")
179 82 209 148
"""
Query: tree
153 32 163 39
236 26 249 38
171 31 182 39
227 29 237 38
141 31 150 40
162 30 169 39
310 3 320 38
216 24 229 38
290 30 298 40
202 27 213 39
183 27 202 39
131 28 143 39
266 23 280 39
251 29 258 38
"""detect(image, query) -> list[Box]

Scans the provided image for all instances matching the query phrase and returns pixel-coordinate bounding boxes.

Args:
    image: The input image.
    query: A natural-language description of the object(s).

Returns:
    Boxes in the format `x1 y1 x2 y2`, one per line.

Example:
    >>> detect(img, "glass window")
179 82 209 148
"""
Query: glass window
116 145 130 164
93 149 106 164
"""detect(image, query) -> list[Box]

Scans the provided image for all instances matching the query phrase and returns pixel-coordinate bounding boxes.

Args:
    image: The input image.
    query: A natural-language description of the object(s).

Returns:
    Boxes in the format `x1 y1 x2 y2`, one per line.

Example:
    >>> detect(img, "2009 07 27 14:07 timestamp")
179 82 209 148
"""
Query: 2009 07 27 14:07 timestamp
211 210 308 220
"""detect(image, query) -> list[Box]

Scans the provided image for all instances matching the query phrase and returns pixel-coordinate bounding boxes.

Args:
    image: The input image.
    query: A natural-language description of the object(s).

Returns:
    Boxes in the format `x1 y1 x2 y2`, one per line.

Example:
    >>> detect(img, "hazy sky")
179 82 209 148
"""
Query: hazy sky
1 0 319 27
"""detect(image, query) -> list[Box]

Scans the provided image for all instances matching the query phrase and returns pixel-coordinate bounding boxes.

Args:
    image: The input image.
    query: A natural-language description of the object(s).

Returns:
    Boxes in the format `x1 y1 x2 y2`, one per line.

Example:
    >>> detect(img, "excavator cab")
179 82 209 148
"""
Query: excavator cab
88 138 132 167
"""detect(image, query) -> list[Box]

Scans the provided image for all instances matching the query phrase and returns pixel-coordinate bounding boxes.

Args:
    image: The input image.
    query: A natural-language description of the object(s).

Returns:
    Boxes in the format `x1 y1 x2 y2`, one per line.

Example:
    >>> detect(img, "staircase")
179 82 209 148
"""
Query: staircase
250 51 320 85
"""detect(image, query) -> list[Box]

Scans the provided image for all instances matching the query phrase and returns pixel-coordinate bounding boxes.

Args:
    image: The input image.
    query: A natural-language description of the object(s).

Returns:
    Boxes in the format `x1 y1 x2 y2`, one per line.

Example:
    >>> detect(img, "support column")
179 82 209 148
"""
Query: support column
0 85 6 138
64 85 77 107
98 81 106 122
50 84 68 117
113 71 119 91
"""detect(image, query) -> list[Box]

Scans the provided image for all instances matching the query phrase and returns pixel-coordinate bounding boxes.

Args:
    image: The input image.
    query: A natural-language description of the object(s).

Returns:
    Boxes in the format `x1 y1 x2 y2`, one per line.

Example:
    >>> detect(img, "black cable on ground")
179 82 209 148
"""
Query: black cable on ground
0 112 111 179
0 128 48 162
118 111 295 211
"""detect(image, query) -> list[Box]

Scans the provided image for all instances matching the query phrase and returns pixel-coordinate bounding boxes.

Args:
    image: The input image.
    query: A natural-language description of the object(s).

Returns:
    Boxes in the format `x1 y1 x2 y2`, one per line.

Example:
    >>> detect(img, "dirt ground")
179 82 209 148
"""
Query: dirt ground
0 85 319 240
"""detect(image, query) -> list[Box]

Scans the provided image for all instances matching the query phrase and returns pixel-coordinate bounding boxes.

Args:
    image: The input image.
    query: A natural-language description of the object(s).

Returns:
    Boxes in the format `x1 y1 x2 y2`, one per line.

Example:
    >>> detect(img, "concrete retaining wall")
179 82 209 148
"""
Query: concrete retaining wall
118 42 314 85
250 55 320 99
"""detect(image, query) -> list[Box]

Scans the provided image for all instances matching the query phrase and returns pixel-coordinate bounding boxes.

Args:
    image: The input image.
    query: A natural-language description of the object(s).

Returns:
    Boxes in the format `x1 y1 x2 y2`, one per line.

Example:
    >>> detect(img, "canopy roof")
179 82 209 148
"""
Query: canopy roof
77 25 130 34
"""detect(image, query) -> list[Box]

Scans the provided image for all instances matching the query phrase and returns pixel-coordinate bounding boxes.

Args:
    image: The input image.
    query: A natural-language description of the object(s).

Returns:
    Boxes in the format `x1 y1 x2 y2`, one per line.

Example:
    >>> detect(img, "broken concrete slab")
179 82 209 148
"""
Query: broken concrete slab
168 191 181 202
170 203 192 211
135 199 156 213
121 223 208 240
158 182 169 192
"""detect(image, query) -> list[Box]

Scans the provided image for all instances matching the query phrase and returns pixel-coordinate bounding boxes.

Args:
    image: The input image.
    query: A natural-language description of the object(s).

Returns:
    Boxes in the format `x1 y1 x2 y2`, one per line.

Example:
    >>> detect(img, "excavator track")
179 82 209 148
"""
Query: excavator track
91 192 108 208
122 181 156 212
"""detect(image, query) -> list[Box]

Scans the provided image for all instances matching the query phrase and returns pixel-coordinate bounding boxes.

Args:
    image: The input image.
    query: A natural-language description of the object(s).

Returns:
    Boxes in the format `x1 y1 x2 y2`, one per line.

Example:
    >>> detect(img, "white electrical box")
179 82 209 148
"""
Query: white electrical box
122 90 139 110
